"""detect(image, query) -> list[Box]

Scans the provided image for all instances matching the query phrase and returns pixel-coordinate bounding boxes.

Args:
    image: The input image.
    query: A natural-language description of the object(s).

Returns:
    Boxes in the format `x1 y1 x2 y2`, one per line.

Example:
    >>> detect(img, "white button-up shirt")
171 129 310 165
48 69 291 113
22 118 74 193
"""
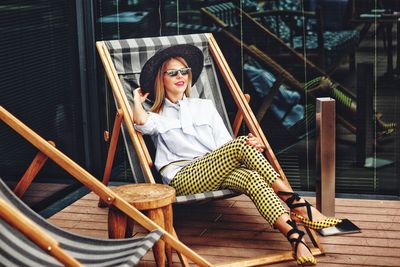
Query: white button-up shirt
134 97 232 184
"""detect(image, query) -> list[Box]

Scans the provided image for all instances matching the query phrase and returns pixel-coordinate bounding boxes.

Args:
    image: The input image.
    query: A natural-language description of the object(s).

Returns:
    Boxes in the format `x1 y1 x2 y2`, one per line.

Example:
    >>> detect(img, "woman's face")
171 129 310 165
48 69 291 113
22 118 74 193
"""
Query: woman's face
162 58 189 102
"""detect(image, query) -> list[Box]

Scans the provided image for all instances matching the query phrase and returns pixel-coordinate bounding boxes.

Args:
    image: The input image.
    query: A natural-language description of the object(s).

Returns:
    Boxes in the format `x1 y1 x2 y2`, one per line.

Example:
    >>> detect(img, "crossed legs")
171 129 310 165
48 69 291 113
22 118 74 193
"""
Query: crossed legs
170 136 324 264
171 136 332 224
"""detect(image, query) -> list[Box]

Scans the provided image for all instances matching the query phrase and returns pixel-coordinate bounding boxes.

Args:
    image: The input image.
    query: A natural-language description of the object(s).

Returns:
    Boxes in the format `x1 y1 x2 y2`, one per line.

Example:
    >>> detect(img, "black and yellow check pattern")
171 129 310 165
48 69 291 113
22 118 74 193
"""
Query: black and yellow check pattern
170 136 287 225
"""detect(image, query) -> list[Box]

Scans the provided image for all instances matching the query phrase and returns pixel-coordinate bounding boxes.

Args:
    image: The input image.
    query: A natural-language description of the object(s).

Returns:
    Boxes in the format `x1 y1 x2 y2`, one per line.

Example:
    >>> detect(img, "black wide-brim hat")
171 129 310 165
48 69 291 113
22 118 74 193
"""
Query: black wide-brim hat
139 44 204 98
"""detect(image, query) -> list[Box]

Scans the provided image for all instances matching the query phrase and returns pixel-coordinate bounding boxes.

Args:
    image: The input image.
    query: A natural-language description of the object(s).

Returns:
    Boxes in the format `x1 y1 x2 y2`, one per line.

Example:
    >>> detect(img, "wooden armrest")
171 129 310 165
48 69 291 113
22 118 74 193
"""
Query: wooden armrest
14 141 55 198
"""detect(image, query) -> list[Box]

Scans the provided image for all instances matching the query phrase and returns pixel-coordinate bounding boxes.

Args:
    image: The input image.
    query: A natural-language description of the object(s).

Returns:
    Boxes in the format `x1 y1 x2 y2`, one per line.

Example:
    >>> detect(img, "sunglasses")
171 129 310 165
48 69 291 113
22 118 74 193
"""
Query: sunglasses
164 67 191 77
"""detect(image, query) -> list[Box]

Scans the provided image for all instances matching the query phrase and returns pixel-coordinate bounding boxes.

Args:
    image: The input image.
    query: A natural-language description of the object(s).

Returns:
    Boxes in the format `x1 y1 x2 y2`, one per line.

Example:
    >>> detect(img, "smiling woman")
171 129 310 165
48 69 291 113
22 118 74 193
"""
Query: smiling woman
130 43 343 266
161 58 191 103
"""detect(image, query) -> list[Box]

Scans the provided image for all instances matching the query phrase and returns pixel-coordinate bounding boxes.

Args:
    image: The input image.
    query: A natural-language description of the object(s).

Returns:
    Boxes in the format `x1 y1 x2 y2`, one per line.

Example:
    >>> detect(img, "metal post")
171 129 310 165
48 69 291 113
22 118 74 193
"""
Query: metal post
316 97 336 217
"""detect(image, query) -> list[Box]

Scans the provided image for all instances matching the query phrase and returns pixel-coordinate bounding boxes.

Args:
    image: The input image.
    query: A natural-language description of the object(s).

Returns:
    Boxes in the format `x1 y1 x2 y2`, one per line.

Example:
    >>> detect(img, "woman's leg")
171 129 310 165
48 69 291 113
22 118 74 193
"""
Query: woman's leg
221 168 315 264
233 136 337 226
170 136 316 263
221 167 286 225
170 136 278 196
272 178 328 222
170 135 338 228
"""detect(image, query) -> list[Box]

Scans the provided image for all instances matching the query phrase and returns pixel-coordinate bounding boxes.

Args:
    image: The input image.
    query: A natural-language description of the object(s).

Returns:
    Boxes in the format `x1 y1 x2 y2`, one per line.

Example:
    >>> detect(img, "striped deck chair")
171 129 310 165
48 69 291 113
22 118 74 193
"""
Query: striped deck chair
97 34 240 204
96 33 324 266
0 178 162 267
0 106 213 266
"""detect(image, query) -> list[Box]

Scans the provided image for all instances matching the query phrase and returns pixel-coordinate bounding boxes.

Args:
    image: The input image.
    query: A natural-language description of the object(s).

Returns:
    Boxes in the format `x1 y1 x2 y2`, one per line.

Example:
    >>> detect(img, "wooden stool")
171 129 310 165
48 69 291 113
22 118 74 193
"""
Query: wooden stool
108 184 176 267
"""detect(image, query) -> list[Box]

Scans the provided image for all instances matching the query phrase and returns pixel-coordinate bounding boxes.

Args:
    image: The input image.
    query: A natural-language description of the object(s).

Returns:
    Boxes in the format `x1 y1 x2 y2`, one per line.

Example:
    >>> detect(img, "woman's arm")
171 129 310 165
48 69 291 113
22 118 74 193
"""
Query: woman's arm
132 88 149 125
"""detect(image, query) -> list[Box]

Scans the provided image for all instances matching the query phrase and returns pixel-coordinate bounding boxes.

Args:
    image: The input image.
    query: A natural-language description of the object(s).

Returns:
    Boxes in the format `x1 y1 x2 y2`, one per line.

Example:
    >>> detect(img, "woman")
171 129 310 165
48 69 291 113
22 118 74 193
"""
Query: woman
133 44 341 266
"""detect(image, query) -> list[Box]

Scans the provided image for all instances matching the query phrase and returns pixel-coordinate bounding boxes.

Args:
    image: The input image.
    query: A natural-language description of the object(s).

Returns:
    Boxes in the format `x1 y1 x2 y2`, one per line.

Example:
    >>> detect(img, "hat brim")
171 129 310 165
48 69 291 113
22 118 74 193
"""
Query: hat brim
139 44 204 99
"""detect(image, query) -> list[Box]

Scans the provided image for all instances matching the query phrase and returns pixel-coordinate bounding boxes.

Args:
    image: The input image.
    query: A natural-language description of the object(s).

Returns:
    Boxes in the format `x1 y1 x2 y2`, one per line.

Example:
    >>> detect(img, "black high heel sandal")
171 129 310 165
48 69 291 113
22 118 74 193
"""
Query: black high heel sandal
286 220 317 266
278 191 341 230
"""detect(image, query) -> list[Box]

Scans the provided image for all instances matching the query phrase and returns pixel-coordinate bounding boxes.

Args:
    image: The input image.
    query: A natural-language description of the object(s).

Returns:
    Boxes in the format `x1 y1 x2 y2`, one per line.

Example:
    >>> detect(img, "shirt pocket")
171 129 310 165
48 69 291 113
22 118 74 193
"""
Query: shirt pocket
193 115 213 128
192 116 216 149
158 120 182 152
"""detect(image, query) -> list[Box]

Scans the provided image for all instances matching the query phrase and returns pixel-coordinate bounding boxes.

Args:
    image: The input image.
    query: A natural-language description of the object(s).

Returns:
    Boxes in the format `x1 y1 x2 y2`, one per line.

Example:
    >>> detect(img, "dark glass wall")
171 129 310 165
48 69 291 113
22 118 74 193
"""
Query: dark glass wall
0 1 83 181
1 0 397 196
94 0 399 196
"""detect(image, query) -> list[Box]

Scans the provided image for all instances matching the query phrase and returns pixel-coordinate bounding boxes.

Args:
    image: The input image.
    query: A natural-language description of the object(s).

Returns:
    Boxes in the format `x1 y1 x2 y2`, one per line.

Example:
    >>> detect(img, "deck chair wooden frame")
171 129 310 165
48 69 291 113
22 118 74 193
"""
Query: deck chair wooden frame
11 140 55 198
96 33 324 266
0 106 213 266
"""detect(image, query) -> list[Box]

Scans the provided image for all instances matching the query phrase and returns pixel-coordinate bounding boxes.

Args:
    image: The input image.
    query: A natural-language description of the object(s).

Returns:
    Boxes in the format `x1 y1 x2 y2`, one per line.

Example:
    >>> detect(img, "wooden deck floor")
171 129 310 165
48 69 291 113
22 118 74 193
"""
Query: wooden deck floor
6 182 72 209
48 191 400 267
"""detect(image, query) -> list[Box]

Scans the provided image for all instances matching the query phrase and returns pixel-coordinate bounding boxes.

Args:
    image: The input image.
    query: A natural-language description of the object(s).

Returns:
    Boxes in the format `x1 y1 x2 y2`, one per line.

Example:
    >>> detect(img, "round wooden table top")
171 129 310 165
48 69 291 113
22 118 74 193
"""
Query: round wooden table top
111 184 176 210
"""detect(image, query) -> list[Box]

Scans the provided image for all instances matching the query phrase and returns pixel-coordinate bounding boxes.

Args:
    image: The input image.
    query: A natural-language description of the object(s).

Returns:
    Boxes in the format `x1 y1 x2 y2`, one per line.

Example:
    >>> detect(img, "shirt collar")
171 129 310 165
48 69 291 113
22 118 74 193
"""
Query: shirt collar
164 95 187 109
164 96 197 136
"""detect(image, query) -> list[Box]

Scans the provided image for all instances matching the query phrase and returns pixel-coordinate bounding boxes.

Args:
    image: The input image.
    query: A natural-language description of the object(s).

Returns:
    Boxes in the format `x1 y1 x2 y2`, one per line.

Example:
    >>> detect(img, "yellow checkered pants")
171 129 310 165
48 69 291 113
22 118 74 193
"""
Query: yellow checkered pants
170 136 287 225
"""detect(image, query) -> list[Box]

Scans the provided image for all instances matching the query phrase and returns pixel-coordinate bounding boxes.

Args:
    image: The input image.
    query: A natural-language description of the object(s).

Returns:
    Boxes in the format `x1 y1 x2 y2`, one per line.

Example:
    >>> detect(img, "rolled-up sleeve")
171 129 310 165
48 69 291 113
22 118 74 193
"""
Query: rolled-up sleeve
134 112 160 135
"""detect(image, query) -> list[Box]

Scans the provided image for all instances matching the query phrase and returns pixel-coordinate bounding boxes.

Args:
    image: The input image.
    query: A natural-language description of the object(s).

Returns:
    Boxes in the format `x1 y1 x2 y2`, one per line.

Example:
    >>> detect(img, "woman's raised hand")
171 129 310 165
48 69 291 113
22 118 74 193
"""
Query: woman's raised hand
132 88 149 124
133 88 149 104
245 133 265 153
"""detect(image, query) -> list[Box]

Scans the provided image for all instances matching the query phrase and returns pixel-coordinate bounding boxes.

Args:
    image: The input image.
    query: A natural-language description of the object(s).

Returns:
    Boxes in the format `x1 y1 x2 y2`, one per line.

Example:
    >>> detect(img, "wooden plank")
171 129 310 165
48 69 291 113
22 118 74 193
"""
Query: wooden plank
56 205 109 214
9 182 72 207
317 254 400 266
57 228 108 239
49 213 107 222
47 219 107 230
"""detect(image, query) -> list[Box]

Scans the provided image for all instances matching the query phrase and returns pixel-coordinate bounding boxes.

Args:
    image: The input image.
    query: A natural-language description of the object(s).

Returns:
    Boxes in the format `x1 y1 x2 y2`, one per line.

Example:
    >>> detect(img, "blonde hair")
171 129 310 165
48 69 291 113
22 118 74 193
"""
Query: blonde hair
150 57 192 113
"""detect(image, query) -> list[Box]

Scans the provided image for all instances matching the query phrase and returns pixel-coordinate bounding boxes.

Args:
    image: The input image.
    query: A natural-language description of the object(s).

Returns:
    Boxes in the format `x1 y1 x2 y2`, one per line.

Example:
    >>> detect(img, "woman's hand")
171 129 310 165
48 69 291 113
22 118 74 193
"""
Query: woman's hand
132 88 149 125
133 88 149 104
245 133 265 153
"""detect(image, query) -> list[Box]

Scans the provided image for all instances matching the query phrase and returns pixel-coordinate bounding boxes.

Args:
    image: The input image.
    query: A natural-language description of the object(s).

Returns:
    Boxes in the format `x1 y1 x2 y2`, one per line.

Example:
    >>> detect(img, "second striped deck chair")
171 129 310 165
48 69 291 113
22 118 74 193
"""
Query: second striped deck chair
0 178 162 267
96 33 324 266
